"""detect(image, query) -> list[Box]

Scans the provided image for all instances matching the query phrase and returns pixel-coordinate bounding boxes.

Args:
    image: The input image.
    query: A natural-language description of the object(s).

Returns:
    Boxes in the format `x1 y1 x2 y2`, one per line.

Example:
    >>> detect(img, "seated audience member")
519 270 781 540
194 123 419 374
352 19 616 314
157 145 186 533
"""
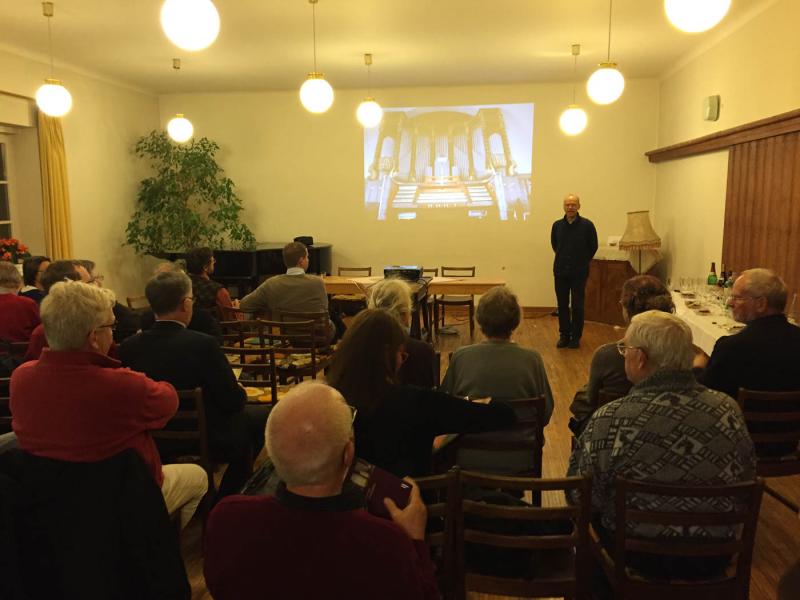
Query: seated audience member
368 278 437 388
0 262 40 343
139 261 223 343
326 309 516 477
239 241 339 342
78 259 140 343
19 255 50 304
440 286 553 475
441 286 553 418
120 270 269 496
568 311 756 580
10 280 207 528
24 260 92 361
569 275 674 436
203 382 439 600
185 247 238 318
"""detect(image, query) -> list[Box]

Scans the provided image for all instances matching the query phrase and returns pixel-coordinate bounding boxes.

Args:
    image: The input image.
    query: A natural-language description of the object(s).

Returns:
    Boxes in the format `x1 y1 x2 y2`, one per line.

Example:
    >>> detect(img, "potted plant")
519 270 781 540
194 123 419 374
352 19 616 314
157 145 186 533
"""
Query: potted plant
125 131 256 255
0 238 31 263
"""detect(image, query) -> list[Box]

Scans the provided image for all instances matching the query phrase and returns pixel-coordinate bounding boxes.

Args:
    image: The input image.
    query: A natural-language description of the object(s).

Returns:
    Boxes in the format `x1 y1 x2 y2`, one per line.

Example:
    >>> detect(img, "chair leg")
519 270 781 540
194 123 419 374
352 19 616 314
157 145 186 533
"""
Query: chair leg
468 302 474 337
434 302 440 334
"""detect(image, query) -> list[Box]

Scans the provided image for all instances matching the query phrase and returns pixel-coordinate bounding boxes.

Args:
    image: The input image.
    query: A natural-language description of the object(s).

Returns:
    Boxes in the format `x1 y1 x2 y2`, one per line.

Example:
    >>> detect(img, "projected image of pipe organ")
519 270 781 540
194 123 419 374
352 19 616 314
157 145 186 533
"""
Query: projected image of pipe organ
364 103 533 221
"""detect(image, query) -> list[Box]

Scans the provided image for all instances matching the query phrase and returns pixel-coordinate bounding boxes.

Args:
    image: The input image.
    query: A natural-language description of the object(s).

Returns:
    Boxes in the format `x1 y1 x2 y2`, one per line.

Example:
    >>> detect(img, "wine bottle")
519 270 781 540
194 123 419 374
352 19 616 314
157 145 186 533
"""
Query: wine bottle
718 264 727 287
707 261 718 286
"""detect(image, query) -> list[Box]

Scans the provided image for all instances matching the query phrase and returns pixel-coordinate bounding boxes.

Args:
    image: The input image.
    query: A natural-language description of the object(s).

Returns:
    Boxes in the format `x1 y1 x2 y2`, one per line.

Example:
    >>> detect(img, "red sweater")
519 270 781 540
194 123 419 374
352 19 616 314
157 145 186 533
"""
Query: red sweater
204 490 440 600
0 292 40 342
24 323 119 362
10 349 177 485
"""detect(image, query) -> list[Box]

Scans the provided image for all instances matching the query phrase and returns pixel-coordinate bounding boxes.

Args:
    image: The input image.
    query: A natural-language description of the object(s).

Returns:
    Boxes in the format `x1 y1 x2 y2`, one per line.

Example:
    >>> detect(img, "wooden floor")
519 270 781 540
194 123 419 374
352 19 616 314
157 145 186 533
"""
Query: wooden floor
182 312 800 599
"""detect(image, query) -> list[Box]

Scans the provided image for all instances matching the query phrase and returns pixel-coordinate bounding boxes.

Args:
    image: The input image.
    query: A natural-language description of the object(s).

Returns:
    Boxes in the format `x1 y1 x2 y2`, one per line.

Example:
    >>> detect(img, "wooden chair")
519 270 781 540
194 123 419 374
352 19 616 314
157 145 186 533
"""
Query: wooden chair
590 477 764 600
457 396 546 505
422 268 439 339
220 346 278 405
278 310 334 351
434 266 476 338
332 266 372 316
126 295 150 311
415 467 462 600
736 388 800 511
459 471 592 600
0 377 10 434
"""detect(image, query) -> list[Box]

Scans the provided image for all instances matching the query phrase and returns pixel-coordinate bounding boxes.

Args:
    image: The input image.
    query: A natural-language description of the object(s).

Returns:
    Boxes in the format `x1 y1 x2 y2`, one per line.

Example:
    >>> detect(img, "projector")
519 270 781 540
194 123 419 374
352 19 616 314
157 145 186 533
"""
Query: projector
383 266 423 282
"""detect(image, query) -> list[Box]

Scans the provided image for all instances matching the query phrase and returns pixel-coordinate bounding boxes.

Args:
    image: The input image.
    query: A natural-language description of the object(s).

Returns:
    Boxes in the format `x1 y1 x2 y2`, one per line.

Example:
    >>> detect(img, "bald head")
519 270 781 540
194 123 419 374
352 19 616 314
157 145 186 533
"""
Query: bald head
266 382 354 487
563 194 580 220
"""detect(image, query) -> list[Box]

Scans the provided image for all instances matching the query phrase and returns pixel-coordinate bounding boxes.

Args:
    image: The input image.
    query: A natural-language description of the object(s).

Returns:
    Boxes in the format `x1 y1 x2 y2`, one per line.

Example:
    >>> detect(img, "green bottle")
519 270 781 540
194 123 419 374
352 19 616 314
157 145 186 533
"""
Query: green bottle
707 262 718 286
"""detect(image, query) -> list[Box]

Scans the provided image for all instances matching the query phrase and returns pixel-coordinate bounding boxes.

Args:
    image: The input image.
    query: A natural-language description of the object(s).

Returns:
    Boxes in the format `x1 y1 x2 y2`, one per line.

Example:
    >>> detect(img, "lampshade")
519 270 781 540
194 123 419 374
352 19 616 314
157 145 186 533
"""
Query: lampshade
300 74 334 114
36 78 72 117
587 63 625 105
559 105 588 136
664 0 731 33
357 98 383 128
167 114 194 143
160 0 220 51
619 211 661 250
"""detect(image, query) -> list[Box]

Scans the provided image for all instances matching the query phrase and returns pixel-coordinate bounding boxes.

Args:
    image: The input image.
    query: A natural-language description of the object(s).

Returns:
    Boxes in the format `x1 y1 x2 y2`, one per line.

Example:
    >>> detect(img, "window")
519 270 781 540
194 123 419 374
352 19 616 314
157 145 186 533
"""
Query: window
0 142 10 238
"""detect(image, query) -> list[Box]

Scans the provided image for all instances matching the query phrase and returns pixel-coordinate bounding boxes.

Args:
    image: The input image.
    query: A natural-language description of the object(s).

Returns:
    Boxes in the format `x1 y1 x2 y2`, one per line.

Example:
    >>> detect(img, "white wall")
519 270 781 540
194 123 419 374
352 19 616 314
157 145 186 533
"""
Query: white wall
160 79 659 306
655 0 800 280
0 49 160 298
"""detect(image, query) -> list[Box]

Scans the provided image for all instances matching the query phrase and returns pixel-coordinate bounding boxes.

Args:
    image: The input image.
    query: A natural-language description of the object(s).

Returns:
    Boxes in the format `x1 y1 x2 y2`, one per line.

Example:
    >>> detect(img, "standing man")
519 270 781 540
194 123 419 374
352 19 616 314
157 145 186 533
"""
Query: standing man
551 193 598 349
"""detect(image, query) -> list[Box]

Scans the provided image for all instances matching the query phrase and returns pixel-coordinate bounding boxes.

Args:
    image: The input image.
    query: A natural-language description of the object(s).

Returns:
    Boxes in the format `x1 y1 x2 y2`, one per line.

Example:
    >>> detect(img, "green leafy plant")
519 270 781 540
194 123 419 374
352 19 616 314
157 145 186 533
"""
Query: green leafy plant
125 131 256 254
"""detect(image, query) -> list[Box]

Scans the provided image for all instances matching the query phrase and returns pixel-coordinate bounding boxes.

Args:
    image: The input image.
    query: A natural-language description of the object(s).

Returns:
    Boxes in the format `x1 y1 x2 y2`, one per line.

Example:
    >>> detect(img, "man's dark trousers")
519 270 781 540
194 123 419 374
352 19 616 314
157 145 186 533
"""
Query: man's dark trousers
555 273 587 341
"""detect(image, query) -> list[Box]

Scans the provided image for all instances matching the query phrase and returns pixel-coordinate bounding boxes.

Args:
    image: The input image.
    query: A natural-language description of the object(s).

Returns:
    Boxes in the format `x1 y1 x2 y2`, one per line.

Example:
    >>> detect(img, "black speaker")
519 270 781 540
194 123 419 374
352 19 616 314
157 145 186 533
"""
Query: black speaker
293 236 314 247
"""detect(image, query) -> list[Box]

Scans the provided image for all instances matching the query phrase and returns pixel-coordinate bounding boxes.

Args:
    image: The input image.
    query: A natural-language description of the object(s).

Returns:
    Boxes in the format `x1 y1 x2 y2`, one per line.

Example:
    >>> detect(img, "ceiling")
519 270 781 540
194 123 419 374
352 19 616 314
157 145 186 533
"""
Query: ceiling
0 0 774 95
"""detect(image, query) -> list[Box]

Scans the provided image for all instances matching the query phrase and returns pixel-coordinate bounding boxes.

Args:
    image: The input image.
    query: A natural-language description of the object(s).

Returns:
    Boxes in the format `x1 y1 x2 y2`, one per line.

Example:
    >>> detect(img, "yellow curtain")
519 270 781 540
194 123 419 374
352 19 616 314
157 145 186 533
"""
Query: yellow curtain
37 111 73 259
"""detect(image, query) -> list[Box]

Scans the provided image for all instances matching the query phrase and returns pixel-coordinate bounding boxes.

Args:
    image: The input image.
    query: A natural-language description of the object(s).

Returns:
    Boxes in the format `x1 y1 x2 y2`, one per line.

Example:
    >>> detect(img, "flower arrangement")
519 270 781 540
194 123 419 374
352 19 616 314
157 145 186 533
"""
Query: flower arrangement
0 238 31 263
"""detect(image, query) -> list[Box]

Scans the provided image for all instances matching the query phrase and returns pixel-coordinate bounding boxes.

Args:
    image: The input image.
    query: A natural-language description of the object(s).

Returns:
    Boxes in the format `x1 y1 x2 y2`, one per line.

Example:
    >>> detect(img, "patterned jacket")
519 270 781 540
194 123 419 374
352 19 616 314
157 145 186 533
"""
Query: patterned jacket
568 370 756 540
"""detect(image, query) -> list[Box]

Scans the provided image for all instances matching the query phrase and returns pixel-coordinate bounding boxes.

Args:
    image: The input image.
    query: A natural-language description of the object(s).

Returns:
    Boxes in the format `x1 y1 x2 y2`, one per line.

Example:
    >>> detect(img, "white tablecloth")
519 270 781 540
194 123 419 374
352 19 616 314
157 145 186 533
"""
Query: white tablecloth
595 245 662 273
671 291 741 355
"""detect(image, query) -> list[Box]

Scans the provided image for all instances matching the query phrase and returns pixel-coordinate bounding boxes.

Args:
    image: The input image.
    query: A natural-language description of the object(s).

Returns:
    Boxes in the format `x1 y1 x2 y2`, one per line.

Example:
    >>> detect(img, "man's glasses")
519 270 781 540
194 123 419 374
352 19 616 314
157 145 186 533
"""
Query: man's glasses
95 320 117 332
347 404 358 423
88 274 105 284
616 341 639 356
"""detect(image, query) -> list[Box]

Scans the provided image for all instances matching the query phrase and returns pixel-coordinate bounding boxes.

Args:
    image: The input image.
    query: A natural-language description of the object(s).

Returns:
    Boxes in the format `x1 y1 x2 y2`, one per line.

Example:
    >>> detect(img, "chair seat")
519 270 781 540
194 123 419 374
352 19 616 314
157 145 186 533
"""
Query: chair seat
331 293 366 301
436 295 474 303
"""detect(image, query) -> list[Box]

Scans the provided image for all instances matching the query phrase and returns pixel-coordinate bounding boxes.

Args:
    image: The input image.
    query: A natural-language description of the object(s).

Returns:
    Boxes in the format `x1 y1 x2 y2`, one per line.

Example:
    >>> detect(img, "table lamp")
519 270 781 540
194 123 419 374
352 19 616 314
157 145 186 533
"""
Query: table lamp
618 210 661 274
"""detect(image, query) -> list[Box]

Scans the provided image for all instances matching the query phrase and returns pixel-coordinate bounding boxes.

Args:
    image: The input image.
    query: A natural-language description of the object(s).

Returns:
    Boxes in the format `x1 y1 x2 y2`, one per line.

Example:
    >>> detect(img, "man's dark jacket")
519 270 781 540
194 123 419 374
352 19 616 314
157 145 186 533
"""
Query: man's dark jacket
119 321 247 457
550 214 598 278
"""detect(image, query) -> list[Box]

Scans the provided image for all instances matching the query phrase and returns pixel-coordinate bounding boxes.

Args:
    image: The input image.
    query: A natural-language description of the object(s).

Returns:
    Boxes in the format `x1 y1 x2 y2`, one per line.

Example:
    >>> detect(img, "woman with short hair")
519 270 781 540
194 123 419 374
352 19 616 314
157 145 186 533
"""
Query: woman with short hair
19 255 50 304
368 278 437 388
326 309 516 477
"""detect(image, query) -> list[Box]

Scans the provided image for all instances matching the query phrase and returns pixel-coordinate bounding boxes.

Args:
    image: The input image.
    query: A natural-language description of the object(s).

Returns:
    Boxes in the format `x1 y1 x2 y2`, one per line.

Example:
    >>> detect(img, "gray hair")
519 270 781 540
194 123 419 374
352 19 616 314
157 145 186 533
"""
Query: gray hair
739 268 788 312
0 261 22 289
40 281 116 351
146 270 192 315
626 310 694 371
368 278 412 322
476 286 521 338
266 382 353 486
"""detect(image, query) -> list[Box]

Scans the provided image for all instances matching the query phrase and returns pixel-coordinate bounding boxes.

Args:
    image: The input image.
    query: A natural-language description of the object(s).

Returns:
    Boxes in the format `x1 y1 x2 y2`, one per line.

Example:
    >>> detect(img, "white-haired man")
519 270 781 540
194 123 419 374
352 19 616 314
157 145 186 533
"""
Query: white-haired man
203 382 439 600
0 261 40 343
568 310 755 581
11 281 207 528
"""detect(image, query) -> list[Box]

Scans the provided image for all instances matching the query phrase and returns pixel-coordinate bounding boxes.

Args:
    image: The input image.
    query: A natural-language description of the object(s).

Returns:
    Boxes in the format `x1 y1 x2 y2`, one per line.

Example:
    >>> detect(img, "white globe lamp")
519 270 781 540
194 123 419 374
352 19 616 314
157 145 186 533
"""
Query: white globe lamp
167 114 194 143
587 63 625 105
300 74 334 114
36 79 73 117
160 0 220 51
356 98 383 128
665 0 731 33
559 105 588 136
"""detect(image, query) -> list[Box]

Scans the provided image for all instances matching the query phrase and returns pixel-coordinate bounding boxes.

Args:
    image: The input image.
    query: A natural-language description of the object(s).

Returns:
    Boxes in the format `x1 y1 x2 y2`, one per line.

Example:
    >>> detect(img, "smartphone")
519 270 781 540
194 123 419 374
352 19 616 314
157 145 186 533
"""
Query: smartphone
348 458 412 519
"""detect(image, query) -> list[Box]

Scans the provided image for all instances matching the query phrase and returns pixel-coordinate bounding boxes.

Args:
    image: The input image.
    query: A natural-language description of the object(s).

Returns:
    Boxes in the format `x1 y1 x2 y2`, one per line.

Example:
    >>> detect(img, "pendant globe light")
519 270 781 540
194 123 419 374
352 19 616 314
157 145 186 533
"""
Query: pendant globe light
586 0 625 105
160 0 220 52
356 53 383 128
166 59 194 143
664 0 731 33
35 2 72 118
559 44 588 136
299 0 334 114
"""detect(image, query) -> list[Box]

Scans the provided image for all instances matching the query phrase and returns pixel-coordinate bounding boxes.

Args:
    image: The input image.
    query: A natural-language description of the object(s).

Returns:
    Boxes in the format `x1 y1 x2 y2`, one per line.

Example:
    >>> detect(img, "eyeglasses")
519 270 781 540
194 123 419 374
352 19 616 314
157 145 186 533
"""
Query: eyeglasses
729 294 760 303
184 296 194 303
347 404 358 423
88 275 105 284
95 320 116 332
616 341 640 356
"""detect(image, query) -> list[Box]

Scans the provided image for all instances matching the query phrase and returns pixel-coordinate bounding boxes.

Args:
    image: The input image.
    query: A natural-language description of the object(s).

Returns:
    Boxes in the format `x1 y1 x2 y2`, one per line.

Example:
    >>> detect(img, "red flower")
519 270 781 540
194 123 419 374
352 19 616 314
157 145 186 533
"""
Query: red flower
18 244 28 252
2 252 11 261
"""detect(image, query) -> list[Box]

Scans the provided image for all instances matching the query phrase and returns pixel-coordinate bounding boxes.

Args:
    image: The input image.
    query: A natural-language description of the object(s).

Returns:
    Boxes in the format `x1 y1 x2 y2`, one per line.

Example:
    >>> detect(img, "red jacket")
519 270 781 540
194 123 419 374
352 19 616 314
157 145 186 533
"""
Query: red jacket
10 349 177 485
0 293 40 342
24 323 119 362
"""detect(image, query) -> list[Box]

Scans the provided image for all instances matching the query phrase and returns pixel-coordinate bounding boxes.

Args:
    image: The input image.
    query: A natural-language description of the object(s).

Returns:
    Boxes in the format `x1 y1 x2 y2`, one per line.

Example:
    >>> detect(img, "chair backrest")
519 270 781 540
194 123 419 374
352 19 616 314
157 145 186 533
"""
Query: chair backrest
610 477 764 599
126 295 150 311
277 310 332 351
422 268 439 278
441 266 476 278
150 388 214 489
338 266 372 277
0 377 10 434
598 388 626 408
220 345 278 405
415 467 462 600
736 388 800 476
459 471 592 599
457 396 546 502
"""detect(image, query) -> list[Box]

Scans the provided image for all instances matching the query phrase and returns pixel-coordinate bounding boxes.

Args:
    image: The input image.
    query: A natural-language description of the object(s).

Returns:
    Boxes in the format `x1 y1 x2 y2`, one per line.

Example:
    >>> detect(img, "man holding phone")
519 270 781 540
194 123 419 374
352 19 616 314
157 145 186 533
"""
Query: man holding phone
203 382 438 600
